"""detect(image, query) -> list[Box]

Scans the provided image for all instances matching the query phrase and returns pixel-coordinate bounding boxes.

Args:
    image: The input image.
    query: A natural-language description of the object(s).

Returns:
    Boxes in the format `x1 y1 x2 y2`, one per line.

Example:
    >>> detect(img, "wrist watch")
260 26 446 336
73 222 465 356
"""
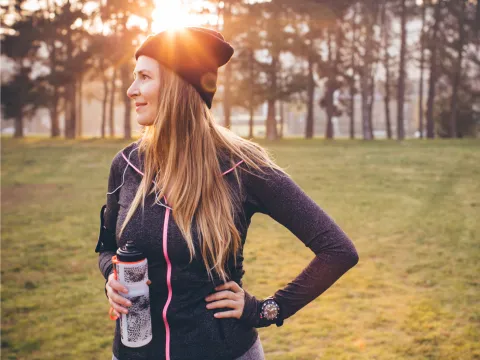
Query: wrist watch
259 297 284 327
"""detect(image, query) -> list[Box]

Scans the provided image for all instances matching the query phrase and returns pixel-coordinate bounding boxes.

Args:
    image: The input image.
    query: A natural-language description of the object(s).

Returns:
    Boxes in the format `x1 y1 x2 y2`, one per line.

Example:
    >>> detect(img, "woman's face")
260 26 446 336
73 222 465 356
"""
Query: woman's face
127 55 161 126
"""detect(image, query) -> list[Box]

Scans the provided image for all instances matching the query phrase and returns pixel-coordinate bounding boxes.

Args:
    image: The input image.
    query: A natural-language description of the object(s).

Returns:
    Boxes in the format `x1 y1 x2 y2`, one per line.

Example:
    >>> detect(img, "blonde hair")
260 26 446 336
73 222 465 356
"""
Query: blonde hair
120 63 288 283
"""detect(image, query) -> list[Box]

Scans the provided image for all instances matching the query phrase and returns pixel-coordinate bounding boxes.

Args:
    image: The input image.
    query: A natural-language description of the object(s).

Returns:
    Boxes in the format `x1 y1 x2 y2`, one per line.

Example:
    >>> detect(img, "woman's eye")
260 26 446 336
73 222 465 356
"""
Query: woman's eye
142 74 149 80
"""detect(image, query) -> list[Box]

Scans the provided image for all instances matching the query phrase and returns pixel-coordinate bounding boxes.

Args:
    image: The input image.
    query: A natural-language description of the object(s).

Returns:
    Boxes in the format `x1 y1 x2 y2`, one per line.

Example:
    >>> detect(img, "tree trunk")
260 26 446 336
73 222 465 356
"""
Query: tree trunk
384 50 392 139
248 48 254 138
368 76 375 140
384 93 392 139
266 99 277 140
50 95 60 138
14 114 24 138
77 73 83 138
396 0 407 141
248 105 254 139
266 54 278 141
65 81 77 139
70 81 77 138
361 14 374 140
63 98 70 137
384 61 393 139
381 0 392 139
325 43 334 142
64 2 76 139
349 84 355 139
426 0 442 139
360 73 374 140
47 0 60 138
449 0 466 138
305 47 315 139
109 67 117 137
418 0 426 139
279 100 284 138
49 50 60 137
101 63 109 139
325 92 334 139
349 5 358 140
121 63 132 140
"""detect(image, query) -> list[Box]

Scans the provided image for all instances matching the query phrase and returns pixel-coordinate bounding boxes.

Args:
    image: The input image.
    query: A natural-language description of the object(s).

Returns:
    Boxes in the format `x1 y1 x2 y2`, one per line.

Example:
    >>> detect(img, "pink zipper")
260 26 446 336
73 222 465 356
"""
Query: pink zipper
162 205 172 360
121 151 244 360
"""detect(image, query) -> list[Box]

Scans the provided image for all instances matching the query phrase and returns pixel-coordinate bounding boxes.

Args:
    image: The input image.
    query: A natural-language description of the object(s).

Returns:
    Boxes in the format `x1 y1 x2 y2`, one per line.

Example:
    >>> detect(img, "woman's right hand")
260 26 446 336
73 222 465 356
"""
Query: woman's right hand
106 272 132 318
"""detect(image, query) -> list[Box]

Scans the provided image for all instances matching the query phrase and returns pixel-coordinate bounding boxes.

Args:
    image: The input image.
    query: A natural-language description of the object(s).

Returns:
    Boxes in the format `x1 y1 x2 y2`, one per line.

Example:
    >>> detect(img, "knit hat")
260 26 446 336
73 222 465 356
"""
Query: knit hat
134 27 234 109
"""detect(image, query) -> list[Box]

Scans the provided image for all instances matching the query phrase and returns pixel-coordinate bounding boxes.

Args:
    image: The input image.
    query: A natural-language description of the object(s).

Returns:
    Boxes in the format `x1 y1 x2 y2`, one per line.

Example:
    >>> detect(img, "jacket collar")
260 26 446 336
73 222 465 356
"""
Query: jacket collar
122 140 240 176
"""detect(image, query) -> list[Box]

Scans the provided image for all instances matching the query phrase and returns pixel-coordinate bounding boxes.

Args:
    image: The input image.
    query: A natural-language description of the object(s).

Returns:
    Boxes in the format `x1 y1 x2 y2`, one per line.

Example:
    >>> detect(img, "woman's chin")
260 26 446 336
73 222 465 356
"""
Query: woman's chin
136 116 154 126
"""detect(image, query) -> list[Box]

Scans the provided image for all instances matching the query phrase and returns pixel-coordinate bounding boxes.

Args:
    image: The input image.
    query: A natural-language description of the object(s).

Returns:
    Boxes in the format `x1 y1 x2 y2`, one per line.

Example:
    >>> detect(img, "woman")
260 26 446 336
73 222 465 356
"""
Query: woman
96 27 359 360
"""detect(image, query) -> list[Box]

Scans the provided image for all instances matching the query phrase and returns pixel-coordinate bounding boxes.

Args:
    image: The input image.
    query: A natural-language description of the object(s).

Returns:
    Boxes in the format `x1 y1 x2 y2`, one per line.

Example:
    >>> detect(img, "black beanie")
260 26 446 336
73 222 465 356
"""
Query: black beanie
134 27 234 109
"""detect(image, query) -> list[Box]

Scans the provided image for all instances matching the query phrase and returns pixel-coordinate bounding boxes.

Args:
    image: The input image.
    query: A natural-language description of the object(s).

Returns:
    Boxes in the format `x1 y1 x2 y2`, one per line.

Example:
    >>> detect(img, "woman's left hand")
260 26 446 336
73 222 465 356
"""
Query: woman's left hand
205 281 245 319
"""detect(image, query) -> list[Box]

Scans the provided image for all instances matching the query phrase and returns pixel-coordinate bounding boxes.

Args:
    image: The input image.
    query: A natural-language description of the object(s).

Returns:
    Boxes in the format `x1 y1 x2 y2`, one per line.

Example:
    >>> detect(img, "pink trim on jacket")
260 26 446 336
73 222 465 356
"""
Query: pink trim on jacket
121 151 244 360
162 205 172 359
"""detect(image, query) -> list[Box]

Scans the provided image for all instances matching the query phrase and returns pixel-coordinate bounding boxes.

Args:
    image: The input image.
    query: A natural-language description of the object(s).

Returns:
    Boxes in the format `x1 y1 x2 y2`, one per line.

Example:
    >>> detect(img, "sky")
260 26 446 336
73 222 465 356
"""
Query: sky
2 0 220 32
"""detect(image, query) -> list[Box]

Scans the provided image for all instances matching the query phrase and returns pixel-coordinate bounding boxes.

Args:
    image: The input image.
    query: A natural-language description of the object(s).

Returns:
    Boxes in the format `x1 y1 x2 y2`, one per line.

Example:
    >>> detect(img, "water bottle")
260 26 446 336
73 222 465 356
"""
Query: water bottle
111 242 152 348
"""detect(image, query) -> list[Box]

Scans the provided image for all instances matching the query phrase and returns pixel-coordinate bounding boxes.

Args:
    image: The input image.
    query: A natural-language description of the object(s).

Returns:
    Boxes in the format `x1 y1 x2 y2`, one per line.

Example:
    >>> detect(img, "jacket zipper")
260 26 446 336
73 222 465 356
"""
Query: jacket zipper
162 205 172 360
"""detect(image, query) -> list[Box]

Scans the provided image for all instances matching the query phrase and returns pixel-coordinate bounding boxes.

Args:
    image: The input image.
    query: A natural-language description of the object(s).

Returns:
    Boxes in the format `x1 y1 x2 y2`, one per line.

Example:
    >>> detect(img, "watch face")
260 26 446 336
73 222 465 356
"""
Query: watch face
262 300 279 321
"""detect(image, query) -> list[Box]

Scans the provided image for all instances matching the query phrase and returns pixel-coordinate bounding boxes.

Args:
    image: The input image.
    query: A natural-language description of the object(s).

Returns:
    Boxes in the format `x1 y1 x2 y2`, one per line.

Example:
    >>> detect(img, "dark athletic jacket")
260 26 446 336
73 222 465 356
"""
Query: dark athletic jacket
97 140 359 360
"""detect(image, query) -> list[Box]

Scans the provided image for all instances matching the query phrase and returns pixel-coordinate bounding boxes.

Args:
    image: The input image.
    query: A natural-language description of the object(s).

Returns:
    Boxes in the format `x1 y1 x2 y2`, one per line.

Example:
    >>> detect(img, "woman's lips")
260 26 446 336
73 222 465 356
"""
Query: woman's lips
136 103 147 111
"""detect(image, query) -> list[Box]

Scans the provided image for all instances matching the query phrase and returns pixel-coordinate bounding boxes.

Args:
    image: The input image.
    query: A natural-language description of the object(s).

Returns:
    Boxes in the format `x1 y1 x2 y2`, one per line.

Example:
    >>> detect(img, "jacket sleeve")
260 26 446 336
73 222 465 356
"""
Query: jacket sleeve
97 155 121 281
238 165 359 328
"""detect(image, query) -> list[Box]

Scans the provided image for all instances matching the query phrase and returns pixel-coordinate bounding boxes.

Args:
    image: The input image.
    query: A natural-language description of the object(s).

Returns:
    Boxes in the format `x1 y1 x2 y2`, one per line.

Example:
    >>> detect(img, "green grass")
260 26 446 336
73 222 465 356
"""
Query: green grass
1 137 479 360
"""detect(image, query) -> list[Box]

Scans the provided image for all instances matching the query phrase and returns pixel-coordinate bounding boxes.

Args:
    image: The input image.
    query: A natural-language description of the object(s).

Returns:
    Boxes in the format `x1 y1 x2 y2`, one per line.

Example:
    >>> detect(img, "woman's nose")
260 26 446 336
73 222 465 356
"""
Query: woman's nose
127 82 139 99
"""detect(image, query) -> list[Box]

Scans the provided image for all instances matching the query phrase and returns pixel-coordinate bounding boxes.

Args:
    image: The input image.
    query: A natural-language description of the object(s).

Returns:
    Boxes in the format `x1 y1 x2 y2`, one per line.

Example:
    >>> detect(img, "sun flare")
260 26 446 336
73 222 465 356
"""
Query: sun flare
152 0 218 33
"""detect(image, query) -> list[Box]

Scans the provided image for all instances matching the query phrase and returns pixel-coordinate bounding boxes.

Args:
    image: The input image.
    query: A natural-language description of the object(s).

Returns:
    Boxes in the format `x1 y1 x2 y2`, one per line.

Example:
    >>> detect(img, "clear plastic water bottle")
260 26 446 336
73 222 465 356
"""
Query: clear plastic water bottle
111 242 152 348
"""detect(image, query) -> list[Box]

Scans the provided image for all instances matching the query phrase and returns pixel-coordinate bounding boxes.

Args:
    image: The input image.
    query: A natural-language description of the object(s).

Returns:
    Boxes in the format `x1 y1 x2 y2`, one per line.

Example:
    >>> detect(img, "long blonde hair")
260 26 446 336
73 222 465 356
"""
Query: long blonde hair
120 63 288 283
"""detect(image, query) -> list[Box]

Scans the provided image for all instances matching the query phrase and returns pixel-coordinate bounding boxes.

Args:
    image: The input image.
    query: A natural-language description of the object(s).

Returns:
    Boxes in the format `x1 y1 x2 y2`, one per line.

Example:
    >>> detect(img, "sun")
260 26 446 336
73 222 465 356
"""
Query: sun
152 0 217 33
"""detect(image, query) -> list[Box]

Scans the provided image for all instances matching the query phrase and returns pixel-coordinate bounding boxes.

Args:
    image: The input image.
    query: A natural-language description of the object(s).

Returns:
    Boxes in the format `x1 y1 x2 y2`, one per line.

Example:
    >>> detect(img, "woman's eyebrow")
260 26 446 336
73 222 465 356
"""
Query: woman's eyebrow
133 69 151 77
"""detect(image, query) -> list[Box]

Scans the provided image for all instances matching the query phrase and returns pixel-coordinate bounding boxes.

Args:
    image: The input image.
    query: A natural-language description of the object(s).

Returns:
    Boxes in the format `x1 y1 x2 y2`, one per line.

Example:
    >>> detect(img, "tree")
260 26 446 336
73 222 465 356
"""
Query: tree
425 0 442 139
43 0 62 137
347 3 360 139
288 1 352 139
357 0 380 140
448 0 467 138
246 1 293 140
380 0 393 139
417 0 427 139
100 0 154 139
319 24 344 139
227 3 265 138
1 69 42 137
396 0 407 140
1 8 43 137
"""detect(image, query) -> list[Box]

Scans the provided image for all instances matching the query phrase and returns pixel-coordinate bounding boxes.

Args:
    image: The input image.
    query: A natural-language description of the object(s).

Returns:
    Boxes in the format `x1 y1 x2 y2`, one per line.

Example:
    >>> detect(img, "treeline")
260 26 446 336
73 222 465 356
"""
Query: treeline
1 0 479 140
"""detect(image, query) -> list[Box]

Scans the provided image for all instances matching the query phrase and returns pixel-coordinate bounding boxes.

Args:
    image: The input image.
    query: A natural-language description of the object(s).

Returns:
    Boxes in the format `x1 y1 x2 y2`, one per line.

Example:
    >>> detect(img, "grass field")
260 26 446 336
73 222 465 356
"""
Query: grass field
2 137 479 360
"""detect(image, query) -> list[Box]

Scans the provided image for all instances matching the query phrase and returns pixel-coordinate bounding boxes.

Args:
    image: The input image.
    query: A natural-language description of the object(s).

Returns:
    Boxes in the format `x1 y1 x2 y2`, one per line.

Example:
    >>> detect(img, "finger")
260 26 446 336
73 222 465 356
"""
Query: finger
215 281 242 293
213 310 240 319
205 290 236 302
109 279 129 294
206 299 237 310
109 292 132 308
109 298 129 314
105 282 118 298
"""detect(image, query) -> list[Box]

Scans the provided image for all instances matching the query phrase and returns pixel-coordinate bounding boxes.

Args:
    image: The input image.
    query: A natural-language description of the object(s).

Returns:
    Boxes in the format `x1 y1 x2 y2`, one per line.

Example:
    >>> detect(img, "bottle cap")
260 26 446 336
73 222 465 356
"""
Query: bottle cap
116 242 145 262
